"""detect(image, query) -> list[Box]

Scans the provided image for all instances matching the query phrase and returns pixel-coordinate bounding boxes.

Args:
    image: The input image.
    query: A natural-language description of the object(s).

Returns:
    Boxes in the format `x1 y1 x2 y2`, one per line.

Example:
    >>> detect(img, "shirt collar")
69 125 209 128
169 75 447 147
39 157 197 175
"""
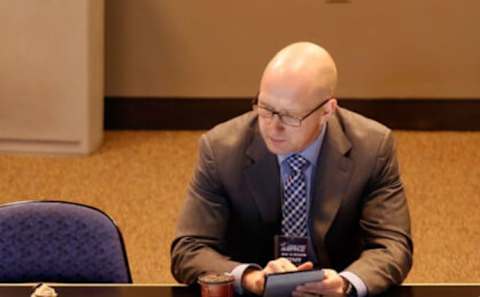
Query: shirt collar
277 123 327 167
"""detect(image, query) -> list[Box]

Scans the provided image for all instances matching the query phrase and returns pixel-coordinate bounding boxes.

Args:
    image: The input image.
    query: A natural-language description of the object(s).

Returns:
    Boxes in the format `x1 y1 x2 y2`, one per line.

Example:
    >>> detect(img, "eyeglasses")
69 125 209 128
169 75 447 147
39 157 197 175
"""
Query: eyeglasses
252 95 332 127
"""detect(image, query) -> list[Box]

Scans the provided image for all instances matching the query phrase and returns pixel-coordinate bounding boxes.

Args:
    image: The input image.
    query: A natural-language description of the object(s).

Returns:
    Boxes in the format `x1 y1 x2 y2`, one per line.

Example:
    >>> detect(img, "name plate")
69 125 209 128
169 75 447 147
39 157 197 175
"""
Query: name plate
274 235 309 265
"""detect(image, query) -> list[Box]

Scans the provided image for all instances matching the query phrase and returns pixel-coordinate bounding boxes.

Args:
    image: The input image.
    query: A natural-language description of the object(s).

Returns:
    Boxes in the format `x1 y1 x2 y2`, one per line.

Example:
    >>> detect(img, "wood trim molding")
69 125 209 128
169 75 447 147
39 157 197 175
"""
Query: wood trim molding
105 97 480 131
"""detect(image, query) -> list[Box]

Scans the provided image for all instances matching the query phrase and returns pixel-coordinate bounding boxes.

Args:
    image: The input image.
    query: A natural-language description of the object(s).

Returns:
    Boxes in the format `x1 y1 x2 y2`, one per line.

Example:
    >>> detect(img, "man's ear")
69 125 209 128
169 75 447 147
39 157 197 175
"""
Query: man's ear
324 98 337 117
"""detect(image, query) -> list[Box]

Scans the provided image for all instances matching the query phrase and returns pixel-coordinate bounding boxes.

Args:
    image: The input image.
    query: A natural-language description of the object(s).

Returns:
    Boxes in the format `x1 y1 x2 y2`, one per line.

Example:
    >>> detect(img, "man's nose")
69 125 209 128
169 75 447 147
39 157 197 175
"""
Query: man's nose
270 114 285 130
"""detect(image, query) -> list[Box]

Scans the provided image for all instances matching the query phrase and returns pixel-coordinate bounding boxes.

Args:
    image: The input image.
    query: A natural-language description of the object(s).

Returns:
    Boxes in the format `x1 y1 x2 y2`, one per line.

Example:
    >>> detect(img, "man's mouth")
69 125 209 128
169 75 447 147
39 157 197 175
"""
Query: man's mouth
269 137 285 143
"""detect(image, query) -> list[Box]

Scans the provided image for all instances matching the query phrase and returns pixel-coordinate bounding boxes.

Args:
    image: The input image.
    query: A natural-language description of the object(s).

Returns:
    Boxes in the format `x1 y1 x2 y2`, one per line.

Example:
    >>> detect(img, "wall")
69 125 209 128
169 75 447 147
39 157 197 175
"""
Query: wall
105 0 480 99
0 0 104 154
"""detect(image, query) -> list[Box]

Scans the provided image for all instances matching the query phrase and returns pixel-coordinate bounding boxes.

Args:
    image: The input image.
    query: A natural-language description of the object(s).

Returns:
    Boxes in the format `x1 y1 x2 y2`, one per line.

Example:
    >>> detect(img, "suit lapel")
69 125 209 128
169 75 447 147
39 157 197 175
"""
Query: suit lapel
244 125 281 226
311 113 353 266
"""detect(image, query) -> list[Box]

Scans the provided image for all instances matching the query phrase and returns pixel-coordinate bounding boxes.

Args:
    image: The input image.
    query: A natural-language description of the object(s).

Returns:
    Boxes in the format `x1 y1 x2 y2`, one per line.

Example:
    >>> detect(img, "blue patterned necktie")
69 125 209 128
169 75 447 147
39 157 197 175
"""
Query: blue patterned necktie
281 154 310 237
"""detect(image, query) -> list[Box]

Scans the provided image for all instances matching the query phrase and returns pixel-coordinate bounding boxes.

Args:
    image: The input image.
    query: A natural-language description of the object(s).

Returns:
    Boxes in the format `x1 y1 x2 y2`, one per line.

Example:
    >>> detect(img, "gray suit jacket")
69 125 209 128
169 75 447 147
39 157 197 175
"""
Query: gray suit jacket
171 108 413 295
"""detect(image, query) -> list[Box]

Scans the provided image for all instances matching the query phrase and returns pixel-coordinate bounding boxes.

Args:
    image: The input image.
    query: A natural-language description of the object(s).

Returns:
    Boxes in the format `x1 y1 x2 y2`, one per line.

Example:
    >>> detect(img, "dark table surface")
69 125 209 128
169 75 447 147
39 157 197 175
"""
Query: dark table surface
1 284 480 297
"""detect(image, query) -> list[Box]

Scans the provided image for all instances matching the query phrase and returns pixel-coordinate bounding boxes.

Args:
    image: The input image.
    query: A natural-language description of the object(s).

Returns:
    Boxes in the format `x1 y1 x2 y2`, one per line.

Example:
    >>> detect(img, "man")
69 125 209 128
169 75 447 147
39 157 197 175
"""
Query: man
171 42 413 297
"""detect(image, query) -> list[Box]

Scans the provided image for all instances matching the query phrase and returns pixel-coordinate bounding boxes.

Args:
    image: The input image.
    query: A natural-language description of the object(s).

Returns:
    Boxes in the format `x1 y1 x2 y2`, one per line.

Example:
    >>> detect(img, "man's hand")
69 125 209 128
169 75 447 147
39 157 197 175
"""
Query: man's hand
242 258 313 295
292 269 347 297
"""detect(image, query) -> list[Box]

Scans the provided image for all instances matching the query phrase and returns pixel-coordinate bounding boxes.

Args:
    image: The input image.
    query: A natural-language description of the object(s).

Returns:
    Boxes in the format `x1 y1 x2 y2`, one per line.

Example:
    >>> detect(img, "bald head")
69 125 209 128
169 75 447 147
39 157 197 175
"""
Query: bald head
260 42 338 103
257 42 339 154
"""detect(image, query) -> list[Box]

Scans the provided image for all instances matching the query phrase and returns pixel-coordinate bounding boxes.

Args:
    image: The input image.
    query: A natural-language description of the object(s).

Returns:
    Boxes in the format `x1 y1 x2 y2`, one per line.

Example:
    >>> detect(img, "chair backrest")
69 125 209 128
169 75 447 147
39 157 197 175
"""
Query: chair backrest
0 200 132 283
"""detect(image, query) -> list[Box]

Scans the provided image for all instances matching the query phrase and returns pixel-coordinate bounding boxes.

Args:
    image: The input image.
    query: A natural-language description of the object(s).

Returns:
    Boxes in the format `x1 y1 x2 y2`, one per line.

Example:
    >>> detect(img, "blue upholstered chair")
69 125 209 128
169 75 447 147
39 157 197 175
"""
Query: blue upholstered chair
0 200 132 283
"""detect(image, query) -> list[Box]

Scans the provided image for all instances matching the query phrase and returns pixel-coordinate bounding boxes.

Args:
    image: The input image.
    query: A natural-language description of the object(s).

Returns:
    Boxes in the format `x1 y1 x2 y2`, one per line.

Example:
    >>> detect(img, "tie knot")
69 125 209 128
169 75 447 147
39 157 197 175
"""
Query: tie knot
285 154 309 172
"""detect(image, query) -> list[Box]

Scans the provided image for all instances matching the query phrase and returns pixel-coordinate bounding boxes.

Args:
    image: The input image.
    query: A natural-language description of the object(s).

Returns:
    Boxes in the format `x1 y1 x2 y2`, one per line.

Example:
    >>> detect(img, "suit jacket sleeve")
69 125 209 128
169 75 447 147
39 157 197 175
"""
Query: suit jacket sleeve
171 134 241 284
346 131 413 295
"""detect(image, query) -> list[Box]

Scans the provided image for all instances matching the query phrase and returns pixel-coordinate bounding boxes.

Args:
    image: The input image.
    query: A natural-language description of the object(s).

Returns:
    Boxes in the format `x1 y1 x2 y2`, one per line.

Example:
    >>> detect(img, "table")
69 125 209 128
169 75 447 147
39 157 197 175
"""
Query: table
1 284 479 297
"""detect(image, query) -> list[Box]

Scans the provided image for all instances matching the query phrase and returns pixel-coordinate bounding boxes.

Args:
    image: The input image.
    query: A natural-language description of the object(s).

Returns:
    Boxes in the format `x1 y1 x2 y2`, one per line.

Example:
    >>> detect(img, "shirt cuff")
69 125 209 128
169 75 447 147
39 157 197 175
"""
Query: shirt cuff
231 263 262 295
339 271 368 297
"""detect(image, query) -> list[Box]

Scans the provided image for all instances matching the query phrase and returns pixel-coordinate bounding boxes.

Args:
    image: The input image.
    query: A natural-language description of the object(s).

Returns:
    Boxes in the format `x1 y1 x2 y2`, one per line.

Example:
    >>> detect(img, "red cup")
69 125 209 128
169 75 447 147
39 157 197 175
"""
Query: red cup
198 273 235 297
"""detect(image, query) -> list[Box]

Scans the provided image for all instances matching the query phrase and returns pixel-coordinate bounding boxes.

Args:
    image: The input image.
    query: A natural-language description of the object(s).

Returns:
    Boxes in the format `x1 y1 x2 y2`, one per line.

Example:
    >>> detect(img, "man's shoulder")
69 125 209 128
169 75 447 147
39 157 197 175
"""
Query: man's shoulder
336 106 391 140
209 111 257 133
203 111 257 151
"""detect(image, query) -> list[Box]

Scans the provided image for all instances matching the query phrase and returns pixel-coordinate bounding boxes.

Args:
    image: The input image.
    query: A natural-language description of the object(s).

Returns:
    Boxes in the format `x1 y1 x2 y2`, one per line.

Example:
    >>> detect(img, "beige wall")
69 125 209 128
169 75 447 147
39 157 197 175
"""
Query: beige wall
0 0 104 154
106 0 480 99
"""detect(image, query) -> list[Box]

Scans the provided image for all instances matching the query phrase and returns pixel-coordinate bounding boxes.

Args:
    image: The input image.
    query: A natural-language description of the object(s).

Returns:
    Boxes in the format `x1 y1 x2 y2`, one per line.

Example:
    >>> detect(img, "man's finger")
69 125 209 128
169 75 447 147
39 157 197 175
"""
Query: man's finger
266 260 284 273
297 261 314 271
277 257 298 271
296 282 324 293
316 269 343 289
266 258 298 273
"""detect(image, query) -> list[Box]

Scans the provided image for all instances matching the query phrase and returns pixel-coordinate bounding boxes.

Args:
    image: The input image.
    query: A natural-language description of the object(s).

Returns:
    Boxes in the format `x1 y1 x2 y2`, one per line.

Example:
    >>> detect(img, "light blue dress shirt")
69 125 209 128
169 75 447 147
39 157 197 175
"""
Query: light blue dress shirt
232 124 367 297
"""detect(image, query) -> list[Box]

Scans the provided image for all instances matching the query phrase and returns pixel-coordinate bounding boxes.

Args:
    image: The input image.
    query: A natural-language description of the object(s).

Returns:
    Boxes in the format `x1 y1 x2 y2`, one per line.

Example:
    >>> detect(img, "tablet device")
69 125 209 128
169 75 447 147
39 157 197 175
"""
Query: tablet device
263 270 324 297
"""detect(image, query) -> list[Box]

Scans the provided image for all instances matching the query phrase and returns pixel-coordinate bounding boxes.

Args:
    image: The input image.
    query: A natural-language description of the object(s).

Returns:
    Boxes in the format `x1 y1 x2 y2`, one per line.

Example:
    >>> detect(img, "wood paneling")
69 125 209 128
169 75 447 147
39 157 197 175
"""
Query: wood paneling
104 97 480 130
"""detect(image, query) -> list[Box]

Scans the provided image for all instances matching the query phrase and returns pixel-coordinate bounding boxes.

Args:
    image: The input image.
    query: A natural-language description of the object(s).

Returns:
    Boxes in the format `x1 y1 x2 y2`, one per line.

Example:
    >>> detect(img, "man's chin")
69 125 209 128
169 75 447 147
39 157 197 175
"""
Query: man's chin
266 140 292 155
